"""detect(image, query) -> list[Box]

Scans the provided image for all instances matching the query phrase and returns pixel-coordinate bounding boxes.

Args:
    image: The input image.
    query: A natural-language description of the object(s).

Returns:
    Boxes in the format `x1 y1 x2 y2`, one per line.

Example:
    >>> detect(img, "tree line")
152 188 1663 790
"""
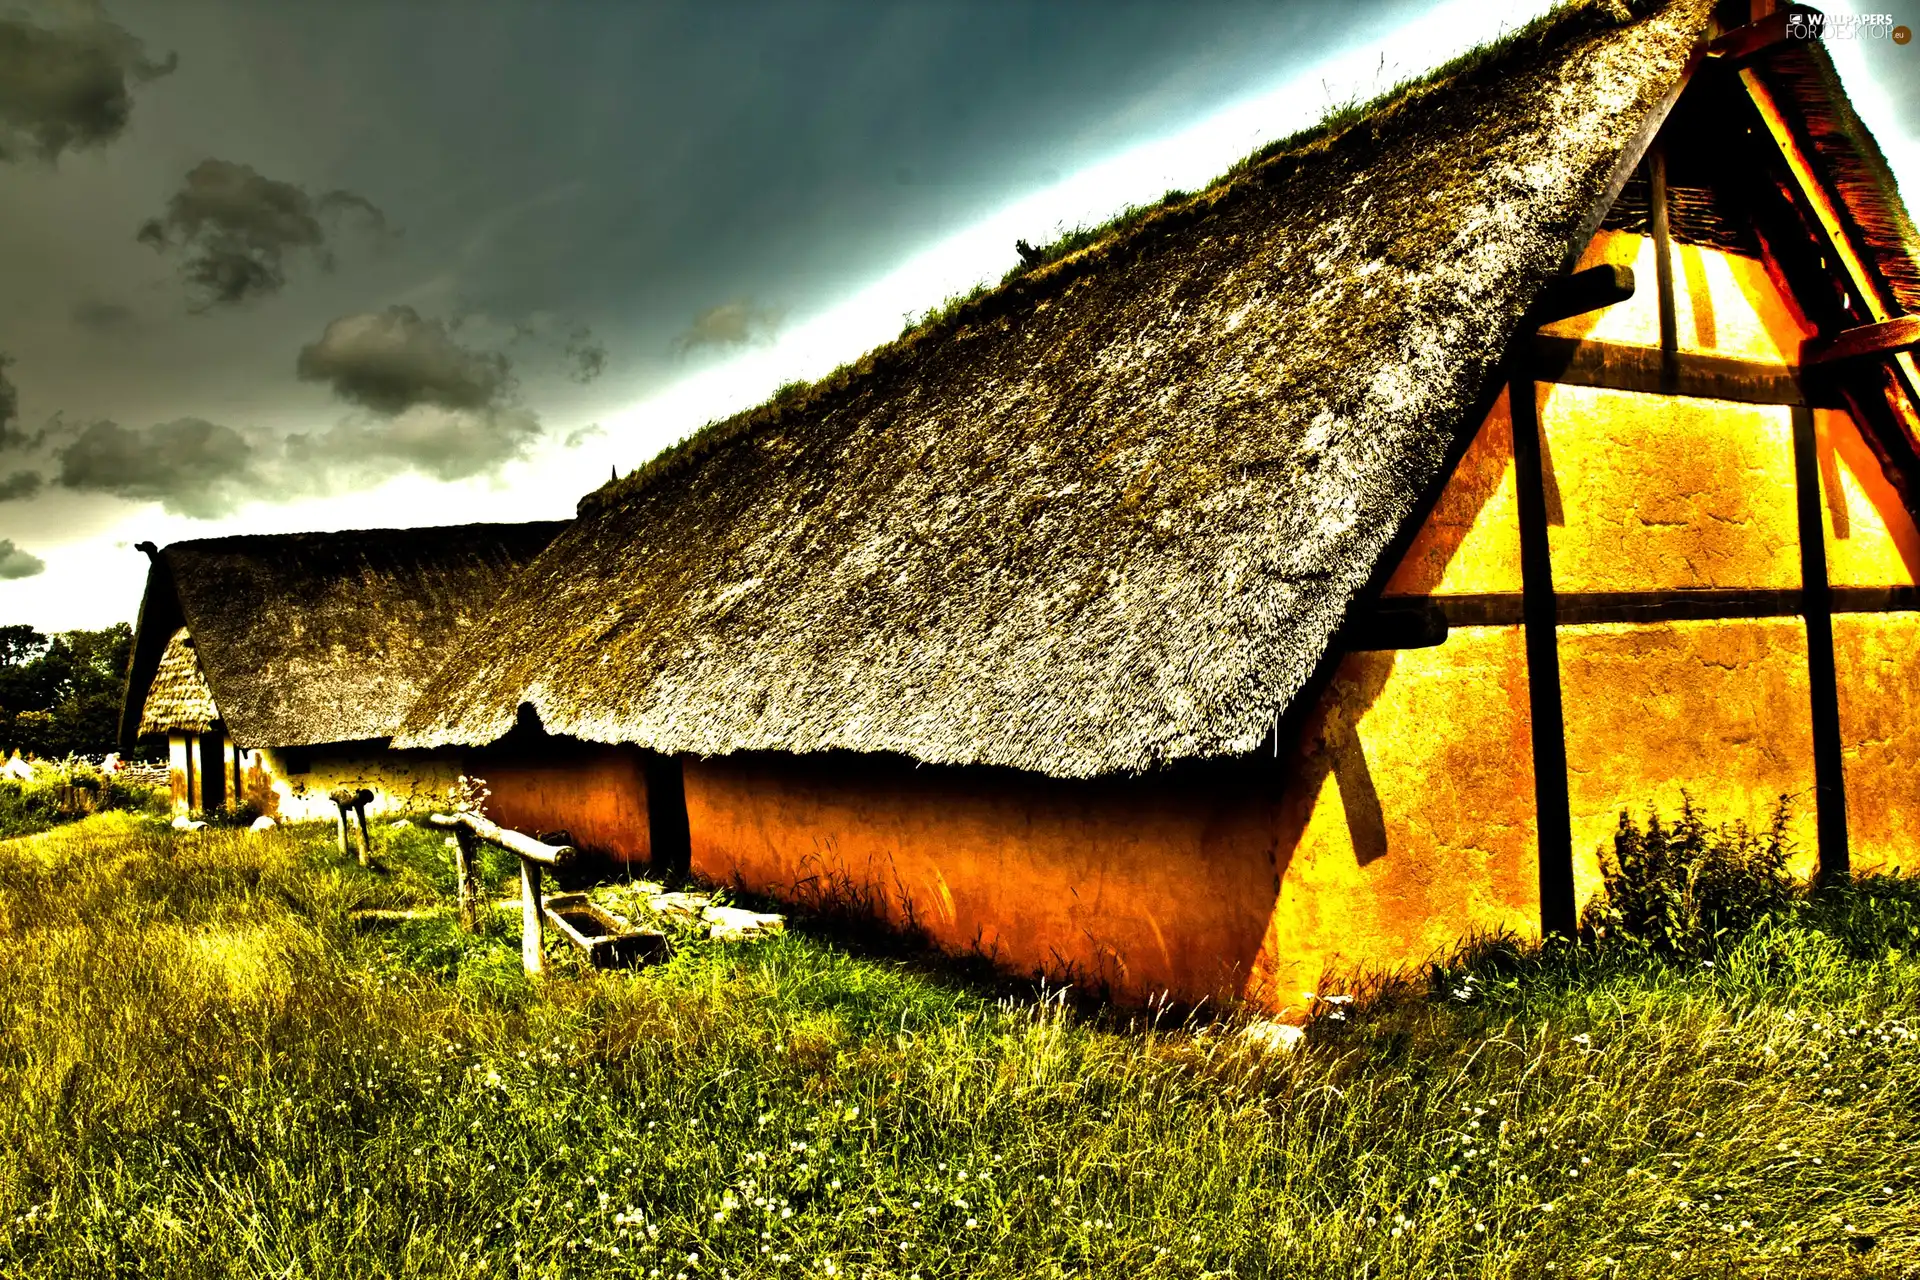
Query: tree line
0 624 132 760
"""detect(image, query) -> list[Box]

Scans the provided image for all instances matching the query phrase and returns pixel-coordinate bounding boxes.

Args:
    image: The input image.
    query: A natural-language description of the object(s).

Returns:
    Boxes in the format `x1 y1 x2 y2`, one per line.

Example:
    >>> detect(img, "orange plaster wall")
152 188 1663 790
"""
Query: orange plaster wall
684 623 1538 1015
1834 612 1920 876
684 753 1281 1008
473 745 652 864
1559 618 1819 893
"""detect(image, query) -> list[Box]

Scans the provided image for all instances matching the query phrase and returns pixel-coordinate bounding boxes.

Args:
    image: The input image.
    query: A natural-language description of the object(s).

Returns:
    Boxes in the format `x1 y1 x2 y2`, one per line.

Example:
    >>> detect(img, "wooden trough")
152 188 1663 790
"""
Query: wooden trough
542 893 667 969
427 810 661 974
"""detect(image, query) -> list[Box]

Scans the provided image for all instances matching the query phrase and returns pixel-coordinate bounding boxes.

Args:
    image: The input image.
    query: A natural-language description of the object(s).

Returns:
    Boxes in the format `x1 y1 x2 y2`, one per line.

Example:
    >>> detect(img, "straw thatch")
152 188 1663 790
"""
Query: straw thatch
392 0 1719 776
138 627 216 736
121 522 566 749
1753 34 1920 316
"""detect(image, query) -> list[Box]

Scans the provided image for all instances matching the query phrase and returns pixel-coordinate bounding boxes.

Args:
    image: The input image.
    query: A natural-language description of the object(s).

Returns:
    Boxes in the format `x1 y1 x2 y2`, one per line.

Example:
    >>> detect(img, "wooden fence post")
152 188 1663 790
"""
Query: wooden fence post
329 789 376 866
520 856 545 975
452 827 480 933
427 811 573 975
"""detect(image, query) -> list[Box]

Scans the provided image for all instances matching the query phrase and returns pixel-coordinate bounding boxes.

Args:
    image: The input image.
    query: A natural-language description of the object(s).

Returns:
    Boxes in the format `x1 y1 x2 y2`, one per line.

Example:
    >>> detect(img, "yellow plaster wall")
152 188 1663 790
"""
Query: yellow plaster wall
252 747 465 823
167 732 192 814
1383 389 1524 596
1247 625 1539 1009
1833 612 1920 875
1817 408 1920 588
1559 618 1819 894
1542 230 1814 363
1538 384 1803 593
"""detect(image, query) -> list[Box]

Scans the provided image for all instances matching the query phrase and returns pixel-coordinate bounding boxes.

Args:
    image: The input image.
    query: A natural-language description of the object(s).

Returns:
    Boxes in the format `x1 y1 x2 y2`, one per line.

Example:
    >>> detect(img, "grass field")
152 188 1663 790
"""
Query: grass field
0 811 1916 1279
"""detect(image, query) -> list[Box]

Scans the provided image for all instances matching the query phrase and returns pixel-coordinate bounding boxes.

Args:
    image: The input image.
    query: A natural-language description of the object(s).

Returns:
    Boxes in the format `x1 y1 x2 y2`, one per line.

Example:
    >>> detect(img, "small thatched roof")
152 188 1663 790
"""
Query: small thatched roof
394 0 1759 775
121 522 566 749
138 627 217 736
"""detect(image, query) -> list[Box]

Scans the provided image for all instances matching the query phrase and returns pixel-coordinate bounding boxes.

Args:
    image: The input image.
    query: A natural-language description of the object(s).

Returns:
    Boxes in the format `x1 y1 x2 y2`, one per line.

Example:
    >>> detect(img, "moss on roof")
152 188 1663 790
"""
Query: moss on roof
587 0 1673 518
394 0 1716 774
123 522 567 750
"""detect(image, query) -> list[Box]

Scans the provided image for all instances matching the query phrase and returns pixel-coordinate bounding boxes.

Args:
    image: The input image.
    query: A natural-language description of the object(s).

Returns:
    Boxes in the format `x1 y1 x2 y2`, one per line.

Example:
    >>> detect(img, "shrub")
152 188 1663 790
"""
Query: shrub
1582 794 1797 958
0 757 167 838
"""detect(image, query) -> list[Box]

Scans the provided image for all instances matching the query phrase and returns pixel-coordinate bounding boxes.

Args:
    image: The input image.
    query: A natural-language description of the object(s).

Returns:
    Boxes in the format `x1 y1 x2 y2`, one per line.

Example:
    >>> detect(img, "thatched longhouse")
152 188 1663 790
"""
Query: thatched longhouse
123 523 565 823
395 0 1920 1012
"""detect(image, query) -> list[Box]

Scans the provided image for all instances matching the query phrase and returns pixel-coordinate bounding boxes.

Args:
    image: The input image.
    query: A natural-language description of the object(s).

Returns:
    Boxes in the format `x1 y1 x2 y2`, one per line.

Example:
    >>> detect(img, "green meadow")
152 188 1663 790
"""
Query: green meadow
0 807 1915 1279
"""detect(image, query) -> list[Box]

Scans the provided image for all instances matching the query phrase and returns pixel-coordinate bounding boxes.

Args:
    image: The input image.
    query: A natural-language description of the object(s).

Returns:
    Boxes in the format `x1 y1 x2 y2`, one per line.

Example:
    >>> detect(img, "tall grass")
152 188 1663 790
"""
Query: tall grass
0 811 1915 1277
0 758 165 838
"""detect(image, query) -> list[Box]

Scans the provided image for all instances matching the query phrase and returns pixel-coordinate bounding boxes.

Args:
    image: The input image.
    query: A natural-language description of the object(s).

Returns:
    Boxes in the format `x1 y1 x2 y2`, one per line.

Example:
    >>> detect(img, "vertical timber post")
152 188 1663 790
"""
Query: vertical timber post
1790 404 1850 883
335 801 352 858
520 856 545 975
1649 144 1679 393
353 797 373 867
452 827 480 933
1511 377 1577 938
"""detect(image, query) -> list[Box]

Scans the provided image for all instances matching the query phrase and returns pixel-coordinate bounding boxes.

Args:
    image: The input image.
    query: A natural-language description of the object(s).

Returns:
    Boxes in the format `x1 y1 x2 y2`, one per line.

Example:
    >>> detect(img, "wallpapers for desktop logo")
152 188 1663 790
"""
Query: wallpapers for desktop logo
1783 10 1911 43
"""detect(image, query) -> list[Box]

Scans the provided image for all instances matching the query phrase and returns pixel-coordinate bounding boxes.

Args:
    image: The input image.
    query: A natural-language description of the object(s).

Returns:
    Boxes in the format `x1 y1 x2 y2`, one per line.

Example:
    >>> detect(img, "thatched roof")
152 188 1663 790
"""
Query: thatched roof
393 0 1726 775
138 628 217 736
121 522 566 749
1753 30 1920 317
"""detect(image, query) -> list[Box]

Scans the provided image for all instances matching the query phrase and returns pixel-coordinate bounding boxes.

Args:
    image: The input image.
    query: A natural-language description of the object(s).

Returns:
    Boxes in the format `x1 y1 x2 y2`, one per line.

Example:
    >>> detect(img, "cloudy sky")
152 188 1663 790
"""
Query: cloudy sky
3 0 1916 631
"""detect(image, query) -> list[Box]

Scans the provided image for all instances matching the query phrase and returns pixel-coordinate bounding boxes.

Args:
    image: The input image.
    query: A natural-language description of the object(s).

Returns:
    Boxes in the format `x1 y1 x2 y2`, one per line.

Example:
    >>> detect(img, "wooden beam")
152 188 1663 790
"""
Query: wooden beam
1509 378 1576 940
428 811 577 974
1649 145 1679 381
328 787 375 867
520 858 546 975
427 810 575 867
1803 316 1920 368
1529 335 1839 407
1386 586 1920 630
1704 6 1818 62
1791 404 1851 883
451 826 480 933
1739 67 1920 414
1525 264 1636 328
1345 601 1447 651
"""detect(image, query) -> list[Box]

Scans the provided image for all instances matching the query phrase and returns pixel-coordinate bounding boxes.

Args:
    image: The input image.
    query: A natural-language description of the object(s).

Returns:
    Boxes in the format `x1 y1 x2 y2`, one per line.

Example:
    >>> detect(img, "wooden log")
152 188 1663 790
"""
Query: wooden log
1803 316 1920 368
1524 263 1635 327
426 811 575 866
427 811 575 973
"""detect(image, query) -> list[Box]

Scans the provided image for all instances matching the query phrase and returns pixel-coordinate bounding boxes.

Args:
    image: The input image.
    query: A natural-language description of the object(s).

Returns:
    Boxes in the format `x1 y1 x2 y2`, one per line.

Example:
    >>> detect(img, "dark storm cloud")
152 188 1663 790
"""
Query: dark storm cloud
54 416 258 518
0 540 45 580
0 471 43 502
564 326 606 384
137 159 390 309
70 298 135 335
673 301 783 353
296 305 511 415
0 355 19 450
0 9 176 163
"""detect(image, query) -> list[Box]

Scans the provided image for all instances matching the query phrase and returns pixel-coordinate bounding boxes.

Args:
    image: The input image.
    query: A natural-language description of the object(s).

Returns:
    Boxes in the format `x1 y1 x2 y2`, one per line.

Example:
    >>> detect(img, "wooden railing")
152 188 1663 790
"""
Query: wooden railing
427 810 576 974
